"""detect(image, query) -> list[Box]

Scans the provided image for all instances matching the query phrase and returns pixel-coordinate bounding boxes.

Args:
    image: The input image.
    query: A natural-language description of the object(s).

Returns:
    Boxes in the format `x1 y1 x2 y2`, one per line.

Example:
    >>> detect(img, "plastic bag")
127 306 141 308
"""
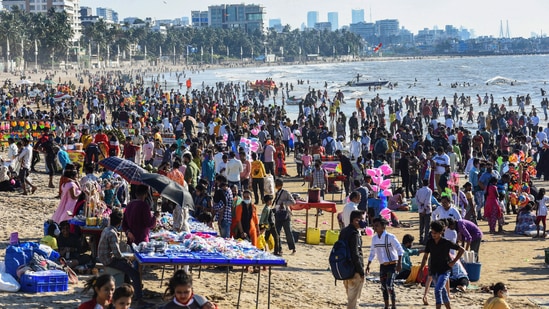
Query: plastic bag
0 272 20 292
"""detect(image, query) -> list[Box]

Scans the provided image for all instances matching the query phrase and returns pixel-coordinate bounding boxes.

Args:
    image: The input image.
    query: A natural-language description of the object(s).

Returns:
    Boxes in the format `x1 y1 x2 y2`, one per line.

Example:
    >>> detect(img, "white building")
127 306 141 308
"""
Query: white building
3 0 82 42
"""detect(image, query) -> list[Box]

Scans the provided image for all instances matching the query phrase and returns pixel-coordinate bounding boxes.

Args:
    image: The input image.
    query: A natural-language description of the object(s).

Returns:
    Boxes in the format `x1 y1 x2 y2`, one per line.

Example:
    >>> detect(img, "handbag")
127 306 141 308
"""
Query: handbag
275 206 290 222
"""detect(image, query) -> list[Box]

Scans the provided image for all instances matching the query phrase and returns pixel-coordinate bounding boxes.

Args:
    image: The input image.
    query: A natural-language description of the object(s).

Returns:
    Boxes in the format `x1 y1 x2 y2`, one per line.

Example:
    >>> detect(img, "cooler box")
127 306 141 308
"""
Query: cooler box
20 270 68 293
464 262 482 282
308 188 321 203
324 230 339 245
306 227 320 245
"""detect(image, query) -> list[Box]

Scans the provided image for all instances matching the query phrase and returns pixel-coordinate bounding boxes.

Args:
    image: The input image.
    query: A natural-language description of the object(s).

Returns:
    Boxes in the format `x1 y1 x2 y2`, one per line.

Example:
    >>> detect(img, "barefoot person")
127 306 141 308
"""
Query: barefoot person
418 220 465 309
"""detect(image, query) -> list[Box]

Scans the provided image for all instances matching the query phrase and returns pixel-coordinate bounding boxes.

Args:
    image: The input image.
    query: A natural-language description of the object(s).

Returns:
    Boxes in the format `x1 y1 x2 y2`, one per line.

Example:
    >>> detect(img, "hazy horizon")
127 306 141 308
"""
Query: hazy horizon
80 0 548 38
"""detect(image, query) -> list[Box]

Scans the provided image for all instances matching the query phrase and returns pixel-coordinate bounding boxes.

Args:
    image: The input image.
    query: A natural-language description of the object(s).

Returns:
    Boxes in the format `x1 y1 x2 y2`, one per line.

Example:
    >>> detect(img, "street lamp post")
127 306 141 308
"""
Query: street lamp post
34 40 38 72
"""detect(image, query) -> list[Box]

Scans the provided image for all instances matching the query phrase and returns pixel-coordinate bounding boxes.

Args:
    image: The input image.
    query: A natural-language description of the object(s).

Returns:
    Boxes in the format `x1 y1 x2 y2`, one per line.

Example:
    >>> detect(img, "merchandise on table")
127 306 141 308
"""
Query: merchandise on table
133 231 285 265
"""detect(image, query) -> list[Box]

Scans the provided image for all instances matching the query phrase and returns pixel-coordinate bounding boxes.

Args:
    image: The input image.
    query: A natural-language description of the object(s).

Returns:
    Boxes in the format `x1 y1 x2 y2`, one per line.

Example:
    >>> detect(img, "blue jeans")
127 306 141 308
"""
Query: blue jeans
433 271 451 305
219 219 232 238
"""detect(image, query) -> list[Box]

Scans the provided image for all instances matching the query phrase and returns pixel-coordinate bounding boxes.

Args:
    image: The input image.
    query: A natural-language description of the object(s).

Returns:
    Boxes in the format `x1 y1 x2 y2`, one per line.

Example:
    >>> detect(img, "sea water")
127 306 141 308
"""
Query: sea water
151 54 549 127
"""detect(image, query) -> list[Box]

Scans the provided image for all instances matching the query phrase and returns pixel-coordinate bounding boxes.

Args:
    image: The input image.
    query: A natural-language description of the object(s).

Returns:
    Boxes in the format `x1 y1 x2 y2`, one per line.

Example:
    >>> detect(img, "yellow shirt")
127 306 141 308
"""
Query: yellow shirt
80 134 93 150
251 160 266 178
483 297 511 309
154 132 163 144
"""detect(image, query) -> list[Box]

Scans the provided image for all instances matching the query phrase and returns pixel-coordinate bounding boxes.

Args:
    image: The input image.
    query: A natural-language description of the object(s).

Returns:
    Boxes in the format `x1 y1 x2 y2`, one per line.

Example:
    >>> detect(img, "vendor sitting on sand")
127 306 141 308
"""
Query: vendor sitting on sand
388 187 410 211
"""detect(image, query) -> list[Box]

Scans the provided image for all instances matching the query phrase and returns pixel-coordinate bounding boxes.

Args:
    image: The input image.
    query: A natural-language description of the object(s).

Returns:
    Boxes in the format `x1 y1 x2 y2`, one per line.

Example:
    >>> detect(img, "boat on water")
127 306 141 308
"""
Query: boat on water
347 79 390 87
346 74 390 87
249 79 276 90
285 96 303 105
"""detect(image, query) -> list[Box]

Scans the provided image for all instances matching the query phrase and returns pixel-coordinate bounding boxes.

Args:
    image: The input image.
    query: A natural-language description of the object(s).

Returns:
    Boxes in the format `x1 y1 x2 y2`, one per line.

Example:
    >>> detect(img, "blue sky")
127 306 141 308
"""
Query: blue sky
80 0 548 38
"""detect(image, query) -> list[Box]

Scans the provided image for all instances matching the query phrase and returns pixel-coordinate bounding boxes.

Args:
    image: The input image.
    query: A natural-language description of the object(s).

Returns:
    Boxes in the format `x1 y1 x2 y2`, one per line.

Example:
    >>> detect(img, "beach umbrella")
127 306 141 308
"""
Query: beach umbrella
43 79 57 85
140 173 194 210
98 157 145 185
16 79 34 85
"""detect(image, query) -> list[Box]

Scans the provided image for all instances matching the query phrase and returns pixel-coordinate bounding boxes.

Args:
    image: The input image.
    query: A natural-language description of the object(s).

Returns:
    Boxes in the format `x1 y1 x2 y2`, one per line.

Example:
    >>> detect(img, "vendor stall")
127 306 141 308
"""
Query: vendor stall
133 231 286 309
291 200 337 230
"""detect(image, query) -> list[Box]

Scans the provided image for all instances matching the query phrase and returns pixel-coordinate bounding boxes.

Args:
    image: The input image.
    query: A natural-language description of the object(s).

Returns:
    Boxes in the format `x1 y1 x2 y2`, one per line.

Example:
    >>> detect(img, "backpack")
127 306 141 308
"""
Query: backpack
324 137 335 155
328 239 355 281
374 138 387 155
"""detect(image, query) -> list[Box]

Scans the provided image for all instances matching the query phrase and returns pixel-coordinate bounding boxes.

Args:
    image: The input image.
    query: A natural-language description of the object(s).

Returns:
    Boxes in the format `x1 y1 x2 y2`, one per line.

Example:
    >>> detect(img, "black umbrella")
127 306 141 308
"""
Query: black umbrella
140 173 194 210
98 157 145 185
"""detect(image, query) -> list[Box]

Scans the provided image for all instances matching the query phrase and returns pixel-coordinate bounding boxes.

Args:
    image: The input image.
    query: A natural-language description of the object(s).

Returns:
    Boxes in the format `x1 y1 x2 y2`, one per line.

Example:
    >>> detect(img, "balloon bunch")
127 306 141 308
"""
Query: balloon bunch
366 163 394 197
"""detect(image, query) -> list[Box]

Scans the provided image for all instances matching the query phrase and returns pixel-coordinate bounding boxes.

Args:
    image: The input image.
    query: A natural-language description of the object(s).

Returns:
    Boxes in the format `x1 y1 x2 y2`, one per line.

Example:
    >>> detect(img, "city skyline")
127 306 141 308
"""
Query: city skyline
80 0 548 38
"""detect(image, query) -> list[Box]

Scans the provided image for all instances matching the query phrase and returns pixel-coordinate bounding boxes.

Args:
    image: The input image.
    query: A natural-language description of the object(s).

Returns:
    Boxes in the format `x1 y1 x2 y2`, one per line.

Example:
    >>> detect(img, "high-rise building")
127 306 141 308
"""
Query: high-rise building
352 9 365 24
375 19 399 37
350 22 376 41
327 12 338 31
96 7 118 24
269 19 283 33
314 22 332 32
307 11 318 29
208 4 264 34
3 0 81 41
191 11 208 27
181 17 190 26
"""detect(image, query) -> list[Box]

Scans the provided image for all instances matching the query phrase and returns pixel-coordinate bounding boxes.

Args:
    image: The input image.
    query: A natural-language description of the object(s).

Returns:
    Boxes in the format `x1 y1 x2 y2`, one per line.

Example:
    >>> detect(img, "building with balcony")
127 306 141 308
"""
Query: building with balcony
208 4 264 34
3 0 81 41
191 11 208 28
96 7 118 23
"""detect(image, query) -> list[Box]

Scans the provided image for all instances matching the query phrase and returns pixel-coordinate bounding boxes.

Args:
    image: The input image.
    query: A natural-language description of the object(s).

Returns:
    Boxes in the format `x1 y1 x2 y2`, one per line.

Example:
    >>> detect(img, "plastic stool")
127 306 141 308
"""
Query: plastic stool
105 267 125 286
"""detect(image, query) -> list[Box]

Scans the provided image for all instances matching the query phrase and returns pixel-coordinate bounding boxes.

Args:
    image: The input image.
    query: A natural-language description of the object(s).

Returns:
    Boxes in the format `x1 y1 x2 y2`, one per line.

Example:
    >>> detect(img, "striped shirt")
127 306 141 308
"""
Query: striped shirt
368 231 404 264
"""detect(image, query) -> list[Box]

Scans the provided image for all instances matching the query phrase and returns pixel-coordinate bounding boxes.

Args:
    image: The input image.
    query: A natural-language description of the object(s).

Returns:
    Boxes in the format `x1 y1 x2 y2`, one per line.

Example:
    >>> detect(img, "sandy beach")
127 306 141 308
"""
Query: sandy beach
0 66 548 308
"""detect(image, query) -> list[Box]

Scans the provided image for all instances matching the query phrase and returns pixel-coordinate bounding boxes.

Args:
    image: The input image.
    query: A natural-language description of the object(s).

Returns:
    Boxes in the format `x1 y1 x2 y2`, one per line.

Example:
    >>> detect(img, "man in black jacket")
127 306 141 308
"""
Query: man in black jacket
339 210 365 309
336 150 353 196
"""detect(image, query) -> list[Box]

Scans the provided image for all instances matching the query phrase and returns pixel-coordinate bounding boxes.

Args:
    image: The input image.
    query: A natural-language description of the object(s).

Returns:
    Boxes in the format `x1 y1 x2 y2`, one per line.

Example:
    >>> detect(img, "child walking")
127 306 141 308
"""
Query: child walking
534 188 548 239
259 195 281 255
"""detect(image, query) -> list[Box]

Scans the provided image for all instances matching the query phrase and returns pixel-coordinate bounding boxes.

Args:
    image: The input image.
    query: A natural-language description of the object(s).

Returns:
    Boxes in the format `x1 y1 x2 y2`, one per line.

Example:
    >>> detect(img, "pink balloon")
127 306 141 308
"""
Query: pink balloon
371 185 379 192
380 164 393 176
383 189 393 197
222 134 228 142
366 169 377 177
375 168 382 177
251 128 259 136
379 179 392 190
365 227 374 236
380 208 391 221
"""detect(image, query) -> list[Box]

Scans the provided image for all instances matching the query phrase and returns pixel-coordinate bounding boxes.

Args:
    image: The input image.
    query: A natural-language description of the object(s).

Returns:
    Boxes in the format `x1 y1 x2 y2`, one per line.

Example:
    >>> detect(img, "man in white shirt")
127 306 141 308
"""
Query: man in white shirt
6 137 19 169
431 195 462 222
416 179 433 244
142 137 154 165
432 147 450 193
213 146 225 174
225 152 243 192
366 217 404 309
17 138 37 195
342 191 362 228
349 135 362 160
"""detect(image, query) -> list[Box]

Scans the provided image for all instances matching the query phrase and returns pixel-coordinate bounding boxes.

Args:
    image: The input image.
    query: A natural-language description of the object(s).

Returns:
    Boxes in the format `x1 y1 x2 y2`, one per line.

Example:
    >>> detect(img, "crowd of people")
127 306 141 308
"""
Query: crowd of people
2 67 545 308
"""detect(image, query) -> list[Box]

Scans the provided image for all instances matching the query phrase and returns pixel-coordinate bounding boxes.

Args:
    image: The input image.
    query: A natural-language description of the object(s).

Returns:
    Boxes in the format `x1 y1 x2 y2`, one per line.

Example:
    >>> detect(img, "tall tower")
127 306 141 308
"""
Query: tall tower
351 9 364 24
307 11 319 28
327 12 338 31
499 20 504 38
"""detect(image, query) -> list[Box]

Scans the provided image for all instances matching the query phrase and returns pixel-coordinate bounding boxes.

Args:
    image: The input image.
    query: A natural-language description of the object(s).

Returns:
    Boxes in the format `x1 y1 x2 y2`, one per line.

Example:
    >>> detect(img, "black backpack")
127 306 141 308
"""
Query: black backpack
324 137 336 155
329 239 355 282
